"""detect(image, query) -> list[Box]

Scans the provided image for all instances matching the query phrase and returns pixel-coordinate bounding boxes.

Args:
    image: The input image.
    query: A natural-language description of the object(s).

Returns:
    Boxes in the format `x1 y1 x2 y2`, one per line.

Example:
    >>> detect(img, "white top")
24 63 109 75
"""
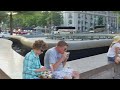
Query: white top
107 43 120 57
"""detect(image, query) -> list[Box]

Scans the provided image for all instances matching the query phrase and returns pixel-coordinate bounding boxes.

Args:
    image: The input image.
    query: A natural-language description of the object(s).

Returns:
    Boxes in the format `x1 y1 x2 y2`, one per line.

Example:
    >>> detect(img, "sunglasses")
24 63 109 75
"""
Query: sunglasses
40 49 44 52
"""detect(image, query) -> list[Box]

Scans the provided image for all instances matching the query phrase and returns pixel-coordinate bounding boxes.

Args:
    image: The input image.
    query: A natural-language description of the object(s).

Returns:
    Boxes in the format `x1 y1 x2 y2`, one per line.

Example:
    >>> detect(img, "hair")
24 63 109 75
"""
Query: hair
110 43 115 48
57 40 68 47
32 40 48 50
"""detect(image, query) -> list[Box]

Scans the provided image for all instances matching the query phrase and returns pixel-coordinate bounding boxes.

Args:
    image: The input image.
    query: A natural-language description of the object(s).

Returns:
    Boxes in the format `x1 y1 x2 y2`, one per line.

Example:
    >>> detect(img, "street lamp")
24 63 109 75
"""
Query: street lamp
106 11 109 34
116 13 119 33
7 11 17 35
107 24 110 34
45 26 47 34
0 21 3 32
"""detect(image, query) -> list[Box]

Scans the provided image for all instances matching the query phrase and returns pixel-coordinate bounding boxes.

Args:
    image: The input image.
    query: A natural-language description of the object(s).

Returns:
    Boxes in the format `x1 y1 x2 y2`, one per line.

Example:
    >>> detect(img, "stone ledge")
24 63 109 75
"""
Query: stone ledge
66 54 120 79
0 69 10 79
0 39 23 79
9 35 112 50
80 64 115 79
1 36 120 79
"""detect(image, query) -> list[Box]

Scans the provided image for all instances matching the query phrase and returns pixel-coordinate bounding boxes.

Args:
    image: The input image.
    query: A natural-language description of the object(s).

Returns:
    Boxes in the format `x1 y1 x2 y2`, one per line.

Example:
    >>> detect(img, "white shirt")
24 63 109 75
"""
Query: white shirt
107 43 120 57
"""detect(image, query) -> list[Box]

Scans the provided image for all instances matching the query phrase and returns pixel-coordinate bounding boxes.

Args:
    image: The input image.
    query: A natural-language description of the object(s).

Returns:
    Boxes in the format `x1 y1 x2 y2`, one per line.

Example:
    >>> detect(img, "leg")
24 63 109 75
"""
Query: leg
63 76 71 79
72 71 80 79
115 57 120 64
52 70 67 79
108 57 114 64
62 68 80 79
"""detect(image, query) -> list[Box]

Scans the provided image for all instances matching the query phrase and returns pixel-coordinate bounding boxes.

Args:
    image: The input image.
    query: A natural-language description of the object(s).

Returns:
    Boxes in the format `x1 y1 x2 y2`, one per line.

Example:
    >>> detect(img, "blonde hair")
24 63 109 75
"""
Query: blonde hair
110 36 120 48
110 43 115 48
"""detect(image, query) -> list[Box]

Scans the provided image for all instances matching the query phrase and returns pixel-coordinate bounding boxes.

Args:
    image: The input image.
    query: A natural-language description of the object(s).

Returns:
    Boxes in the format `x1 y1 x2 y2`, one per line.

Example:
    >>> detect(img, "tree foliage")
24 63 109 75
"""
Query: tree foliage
0 11 63 29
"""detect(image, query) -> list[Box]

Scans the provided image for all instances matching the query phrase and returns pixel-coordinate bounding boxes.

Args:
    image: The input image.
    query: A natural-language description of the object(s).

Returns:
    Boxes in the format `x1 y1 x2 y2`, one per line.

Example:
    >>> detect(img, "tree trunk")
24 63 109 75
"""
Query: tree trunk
10 12 13 35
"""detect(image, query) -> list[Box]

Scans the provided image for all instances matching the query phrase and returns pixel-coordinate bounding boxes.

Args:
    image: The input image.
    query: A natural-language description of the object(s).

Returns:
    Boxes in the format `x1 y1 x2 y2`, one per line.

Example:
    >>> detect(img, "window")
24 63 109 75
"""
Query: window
68 13 72 18
111 23 113 27
94 23 96 26
90 15 93 20
111 18 113 22
78 14 80 18
114 18 116 22
81 21 83 24
68 20 72 24
81 26 84 31
85 15 87 19
78 20 80 24
90 23 93 26
85 21 87 24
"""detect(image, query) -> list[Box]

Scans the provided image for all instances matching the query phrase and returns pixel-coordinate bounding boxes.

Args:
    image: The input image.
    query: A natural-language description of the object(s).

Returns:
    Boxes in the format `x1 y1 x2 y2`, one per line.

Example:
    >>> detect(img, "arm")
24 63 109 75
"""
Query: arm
52 58 65 71
62 52 69 67
24 60 40 76
23 56 41 76
49 51 65 71
35 66 46 72
62 58 68 67
115 47 120 59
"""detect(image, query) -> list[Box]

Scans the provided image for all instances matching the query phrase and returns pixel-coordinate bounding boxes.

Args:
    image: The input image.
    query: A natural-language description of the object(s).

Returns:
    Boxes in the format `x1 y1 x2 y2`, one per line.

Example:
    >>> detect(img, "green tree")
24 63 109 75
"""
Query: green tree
1 11 63 30
46 11 63 27
0 11 8 23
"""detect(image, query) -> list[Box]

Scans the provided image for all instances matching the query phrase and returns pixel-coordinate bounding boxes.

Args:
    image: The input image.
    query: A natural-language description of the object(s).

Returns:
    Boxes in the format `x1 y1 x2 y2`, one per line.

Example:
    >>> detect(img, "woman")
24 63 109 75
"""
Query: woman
107 36 120 64
23 40 48 79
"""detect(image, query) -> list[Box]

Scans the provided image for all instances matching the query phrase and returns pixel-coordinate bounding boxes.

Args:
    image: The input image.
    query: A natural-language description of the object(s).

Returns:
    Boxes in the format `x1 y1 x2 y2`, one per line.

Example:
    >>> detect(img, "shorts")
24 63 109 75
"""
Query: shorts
52 68 73 79
108 57 115 63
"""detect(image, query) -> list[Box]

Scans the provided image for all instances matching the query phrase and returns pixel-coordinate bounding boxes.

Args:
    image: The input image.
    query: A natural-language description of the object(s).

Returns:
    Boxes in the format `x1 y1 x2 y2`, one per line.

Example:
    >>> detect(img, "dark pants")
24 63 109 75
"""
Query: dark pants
108 57 115 63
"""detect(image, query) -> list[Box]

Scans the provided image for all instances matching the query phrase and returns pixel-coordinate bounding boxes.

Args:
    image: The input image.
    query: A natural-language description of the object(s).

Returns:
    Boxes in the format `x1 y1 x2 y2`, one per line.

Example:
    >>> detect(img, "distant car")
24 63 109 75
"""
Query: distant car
20 31 28 35
0 32 10 38
13 31 28 35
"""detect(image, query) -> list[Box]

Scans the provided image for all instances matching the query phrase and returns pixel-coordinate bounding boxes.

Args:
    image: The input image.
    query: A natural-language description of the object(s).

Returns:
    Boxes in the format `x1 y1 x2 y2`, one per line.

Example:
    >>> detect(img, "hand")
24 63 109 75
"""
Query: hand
61 53 67 62
50 64 54 72
65 57 69 61
40 66 46 72
35 66 46 72
66 52 70 60
60 52 69 62
64 52 70 60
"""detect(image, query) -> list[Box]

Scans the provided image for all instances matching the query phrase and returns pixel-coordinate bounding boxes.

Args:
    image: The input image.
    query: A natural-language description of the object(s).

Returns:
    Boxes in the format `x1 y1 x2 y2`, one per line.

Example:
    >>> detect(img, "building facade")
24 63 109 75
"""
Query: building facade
63 11 119 33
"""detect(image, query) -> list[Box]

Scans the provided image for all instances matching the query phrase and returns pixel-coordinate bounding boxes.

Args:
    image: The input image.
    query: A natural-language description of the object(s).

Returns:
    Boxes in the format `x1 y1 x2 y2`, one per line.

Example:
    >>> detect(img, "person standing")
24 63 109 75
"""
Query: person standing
107 36 120 64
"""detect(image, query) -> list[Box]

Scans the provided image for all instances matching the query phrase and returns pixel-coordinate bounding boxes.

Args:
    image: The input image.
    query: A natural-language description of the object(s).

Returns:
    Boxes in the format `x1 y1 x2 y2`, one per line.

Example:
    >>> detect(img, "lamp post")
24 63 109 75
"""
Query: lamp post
51 12 53 29
50 12 53 34
7 12 17 35
0 21 3 32
107 24 110 34
116 13 119 33
106 11 109 34
45 26 47 34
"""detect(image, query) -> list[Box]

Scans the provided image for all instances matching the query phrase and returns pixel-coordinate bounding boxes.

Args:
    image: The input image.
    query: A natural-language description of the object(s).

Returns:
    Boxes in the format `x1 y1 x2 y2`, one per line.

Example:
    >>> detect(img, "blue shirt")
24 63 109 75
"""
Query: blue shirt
44 47 63 71
23 50 41 79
